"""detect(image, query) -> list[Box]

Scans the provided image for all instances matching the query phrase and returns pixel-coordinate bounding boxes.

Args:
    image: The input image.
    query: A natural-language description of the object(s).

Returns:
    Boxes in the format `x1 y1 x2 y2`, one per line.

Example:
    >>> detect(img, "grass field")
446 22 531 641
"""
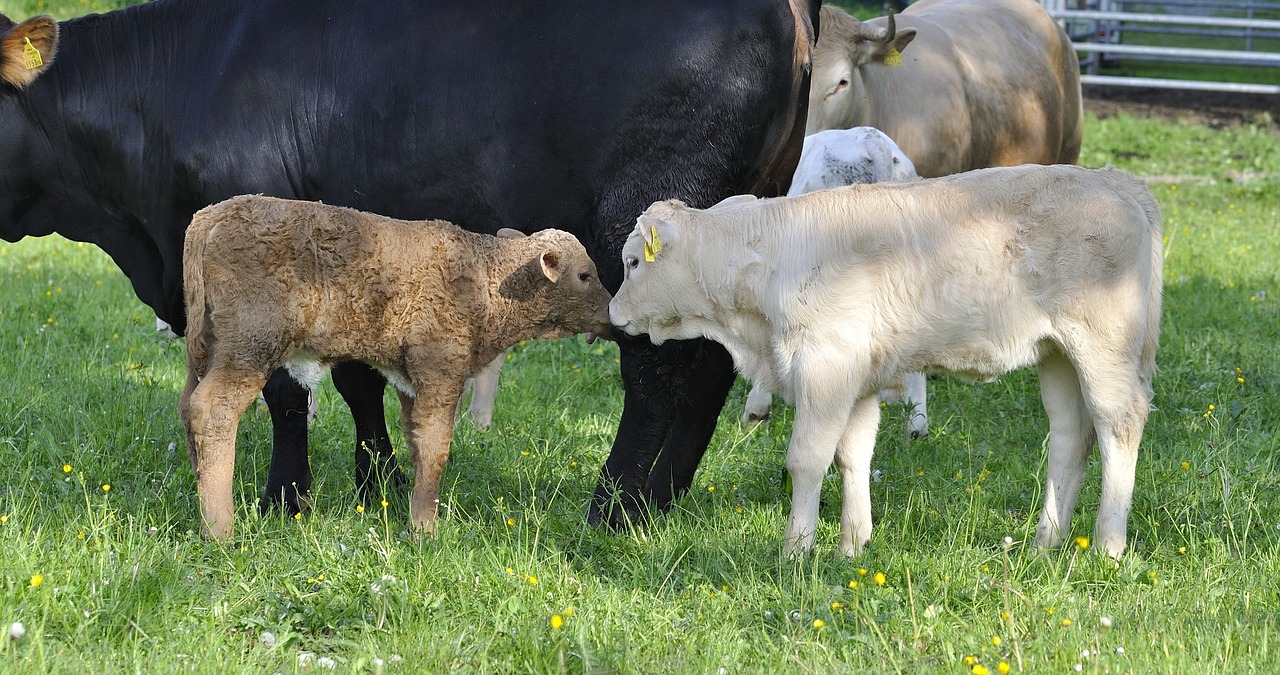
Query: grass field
4 1 1280 674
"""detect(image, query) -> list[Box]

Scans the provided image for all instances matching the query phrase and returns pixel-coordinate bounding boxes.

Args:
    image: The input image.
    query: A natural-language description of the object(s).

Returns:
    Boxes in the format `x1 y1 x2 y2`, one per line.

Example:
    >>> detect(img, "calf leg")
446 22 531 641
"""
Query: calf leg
742 382 774 424
1034 350 1096 550
183 364 268 540
260 368 315 514
901 371 929 439
399 386 463 536
833 395 881 556
331 361 404 504
1075 354 1149 558
464 352 505 429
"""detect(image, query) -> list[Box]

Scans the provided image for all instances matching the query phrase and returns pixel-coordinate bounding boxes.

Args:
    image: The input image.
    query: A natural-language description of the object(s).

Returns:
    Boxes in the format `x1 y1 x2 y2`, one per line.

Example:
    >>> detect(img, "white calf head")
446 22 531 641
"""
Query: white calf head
609 206 712 345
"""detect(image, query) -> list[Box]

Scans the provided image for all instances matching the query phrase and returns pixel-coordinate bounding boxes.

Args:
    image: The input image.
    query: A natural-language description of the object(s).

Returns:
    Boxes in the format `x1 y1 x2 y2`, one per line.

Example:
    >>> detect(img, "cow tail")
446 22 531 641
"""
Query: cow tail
1141 189 1163 401
182 207 216 383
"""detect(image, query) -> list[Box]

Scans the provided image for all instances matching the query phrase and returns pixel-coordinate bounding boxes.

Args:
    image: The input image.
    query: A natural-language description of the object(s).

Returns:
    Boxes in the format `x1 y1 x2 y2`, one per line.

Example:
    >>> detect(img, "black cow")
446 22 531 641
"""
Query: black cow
0 0 816 528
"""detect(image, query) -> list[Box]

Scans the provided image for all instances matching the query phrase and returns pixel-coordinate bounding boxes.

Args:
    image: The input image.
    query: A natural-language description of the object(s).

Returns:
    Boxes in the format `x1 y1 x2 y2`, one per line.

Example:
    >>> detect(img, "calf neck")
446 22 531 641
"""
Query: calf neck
611 165 1162 558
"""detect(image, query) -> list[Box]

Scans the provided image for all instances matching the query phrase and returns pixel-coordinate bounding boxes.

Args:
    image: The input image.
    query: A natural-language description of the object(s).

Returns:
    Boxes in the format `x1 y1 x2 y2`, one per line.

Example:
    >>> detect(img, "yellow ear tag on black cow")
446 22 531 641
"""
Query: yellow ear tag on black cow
643 225 663 262
882 47 902 68
23 37 44 70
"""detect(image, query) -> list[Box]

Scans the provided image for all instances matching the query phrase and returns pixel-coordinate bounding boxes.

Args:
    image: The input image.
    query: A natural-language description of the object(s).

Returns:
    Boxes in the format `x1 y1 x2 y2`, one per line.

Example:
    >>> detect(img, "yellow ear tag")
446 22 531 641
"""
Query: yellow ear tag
23 37 44 70
643 224 663 262
883 47 902 68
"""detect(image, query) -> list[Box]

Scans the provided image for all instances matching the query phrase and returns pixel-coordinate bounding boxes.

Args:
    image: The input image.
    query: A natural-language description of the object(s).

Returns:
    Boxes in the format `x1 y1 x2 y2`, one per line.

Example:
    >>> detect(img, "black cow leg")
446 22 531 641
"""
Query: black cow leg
331 361 404 503
587 336 732 529
643 340 736 508
260 368 313 514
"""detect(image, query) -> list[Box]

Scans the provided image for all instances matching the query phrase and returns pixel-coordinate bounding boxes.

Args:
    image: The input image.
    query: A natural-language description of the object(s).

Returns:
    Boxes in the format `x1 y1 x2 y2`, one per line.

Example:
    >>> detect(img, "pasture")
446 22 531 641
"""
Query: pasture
3 1 1280 673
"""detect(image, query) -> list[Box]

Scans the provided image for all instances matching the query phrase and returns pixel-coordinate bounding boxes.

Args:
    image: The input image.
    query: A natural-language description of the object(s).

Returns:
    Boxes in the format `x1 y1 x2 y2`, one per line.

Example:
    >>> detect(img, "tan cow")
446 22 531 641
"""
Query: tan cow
179 196 612 540
610 165 1162 558
808 0 1083 177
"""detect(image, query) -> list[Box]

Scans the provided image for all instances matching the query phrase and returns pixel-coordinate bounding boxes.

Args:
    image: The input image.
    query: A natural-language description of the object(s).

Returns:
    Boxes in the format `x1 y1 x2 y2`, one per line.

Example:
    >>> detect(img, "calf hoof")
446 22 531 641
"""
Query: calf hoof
742 411 770 425
909 427 929 440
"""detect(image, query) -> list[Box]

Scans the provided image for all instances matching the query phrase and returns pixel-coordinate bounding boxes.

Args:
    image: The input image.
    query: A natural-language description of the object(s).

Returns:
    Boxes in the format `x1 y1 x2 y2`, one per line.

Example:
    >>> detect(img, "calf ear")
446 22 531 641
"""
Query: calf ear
538 250 561 283
2 15 58 88
637 215 675 262
496 228 527 239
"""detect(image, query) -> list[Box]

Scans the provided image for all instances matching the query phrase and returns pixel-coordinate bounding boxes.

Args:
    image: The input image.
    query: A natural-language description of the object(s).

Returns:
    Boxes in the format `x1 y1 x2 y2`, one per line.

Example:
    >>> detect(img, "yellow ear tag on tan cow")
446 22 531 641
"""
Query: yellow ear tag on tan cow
882 47 902 68
23 37 44 70
643 225 663 262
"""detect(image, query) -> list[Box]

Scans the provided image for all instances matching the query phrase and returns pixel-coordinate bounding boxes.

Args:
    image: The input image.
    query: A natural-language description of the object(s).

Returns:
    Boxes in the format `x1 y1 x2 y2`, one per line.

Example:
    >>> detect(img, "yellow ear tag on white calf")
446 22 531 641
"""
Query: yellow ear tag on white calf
643 224 663 262
883 47 902 68
23 37 44 70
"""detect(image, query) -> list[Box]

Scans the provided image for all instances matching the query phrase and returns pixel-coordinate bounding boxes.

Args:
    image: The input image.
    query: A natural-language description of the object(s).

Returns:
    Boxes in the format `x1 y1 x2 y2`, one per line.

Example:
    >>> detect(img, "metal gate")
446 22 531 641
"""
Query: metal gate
1040 0 1280 94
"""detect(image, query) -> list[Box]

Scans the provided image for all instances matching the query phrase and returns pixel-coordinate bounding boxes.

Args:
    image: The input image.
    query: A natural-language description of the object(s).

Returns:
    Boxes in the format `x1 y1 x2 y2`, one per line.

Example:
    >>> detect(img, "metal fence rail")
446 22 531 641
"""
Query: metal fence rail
1041 0 1280 94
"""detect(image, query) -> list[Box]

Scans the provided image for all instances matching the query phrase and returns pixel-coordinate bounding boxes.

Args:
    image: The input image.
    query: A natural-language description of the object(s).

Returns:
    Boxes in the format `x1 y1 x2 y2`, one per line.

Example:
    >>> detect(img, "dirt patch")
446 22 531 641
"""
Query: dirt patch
1083 85 1279 129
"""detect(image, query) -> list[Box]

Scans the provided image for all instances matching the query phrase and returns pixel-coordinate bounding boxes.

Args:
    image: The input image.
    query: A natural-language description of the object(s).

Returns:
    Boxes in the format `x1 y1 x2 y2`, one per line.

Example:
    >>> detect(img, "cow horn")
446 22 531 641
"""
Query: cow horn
859 9 896 44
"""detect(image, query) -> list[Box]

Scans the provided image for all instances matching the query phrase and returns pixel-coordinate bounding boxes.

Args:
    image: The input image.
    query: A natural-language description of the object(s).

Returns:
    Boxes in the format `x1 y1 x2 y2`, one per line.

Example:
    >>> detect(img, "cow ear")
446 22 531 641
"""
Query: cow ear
1 15 58 88
708 194 757 210
539 250 561 283
496 227 527 239
637 215 676 262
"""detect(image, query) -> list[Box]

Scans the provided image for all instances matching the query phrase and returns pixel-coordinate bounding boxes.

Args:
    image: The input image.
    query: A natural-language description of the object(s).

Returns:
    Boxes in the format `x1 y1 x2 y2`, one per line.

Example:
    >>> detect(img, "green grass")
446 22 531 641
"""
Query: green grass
3 111 1279 673
4 1 1280 673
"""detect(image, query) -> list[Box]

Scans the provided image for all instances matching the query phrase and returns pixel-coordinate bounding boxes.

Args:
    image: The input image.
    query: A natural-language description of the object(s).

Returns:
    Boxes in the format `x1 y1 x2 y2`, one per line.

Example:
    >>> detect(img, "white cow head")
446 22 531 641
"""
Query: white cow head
609 205 712 345
807 7 916 134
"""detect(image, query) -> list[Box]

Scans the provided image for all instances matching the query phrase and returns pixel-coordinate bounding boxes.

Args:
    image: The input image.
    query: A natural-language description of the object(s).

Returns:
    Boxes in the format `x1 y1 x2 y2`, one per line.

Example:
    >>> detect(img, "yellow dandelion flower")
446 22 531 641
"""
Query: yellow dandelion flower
506 518 516 526
1178 546 1187 555
848 580 859 590
963 656 977 666
973 665 990 675
101 484 111 492
506 567 515 575
62 464 72 473
527 576 538 585
998 662 1011 674
1237 377 1245 384
356 505 364 513
812 618 825 629
1000 611 1010 621
30 574 43 587
831 602 843 611
381 499 389 509
707 485 715 492
874 571 886 586
1061 618 1073 628
0 515 7 524
1180 461 1190 471
550 614 564 630
991 636 1002 647
1074 536 1089 551
858 568 868 577
563 608 574 617
294 513 302 521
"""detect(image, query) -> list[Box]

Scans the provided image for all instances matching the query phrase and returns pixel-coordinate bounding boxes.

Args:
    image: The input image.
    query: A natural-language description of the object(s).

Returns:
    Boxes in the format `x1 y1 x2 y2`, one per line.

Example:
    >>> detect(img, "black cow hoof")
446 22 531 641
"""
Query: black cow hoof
259 484 313 516
587 487 648 531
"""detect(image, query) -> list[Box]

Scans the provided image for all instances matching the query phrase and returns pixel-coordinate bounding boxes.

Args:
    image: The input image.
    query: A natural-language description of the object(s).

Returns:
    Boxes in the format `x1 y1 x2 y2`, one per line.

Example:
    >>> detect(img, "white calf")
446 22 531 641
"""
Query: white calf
610 165 1161 558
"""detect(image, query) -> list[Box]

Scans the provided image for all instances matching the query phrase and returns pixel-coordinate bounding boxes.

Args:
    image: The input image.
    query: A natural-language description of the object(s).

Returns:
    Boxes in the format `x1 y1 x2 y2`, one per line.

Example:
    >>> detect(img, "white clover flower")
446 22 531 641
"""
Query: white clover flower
381 574 397 584
1003 536 1014 549
388 655 402 664
298 652 315 668
1116 647 1126 655
8 622 25 641
260 631 277 649
371 583 383 594
316 656 336 670
1100 616 1113 629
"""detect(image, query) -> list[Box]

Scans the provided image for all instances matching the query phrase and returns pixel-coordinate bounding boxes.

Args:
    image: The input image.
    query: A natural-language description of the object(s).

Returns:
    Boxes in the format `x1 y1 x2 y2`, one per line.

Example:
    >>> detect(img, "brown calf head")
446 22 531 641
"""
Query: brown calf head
499 228 613 341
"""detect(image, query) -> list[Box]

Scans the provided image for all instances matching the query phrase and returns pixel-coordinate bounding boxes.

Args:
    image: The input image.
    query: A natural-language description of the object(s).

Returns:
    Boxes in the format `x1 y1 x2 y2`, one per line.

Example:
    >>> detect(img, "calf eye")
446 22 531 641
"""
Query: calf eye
578 270 592 283
625 256 639 270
